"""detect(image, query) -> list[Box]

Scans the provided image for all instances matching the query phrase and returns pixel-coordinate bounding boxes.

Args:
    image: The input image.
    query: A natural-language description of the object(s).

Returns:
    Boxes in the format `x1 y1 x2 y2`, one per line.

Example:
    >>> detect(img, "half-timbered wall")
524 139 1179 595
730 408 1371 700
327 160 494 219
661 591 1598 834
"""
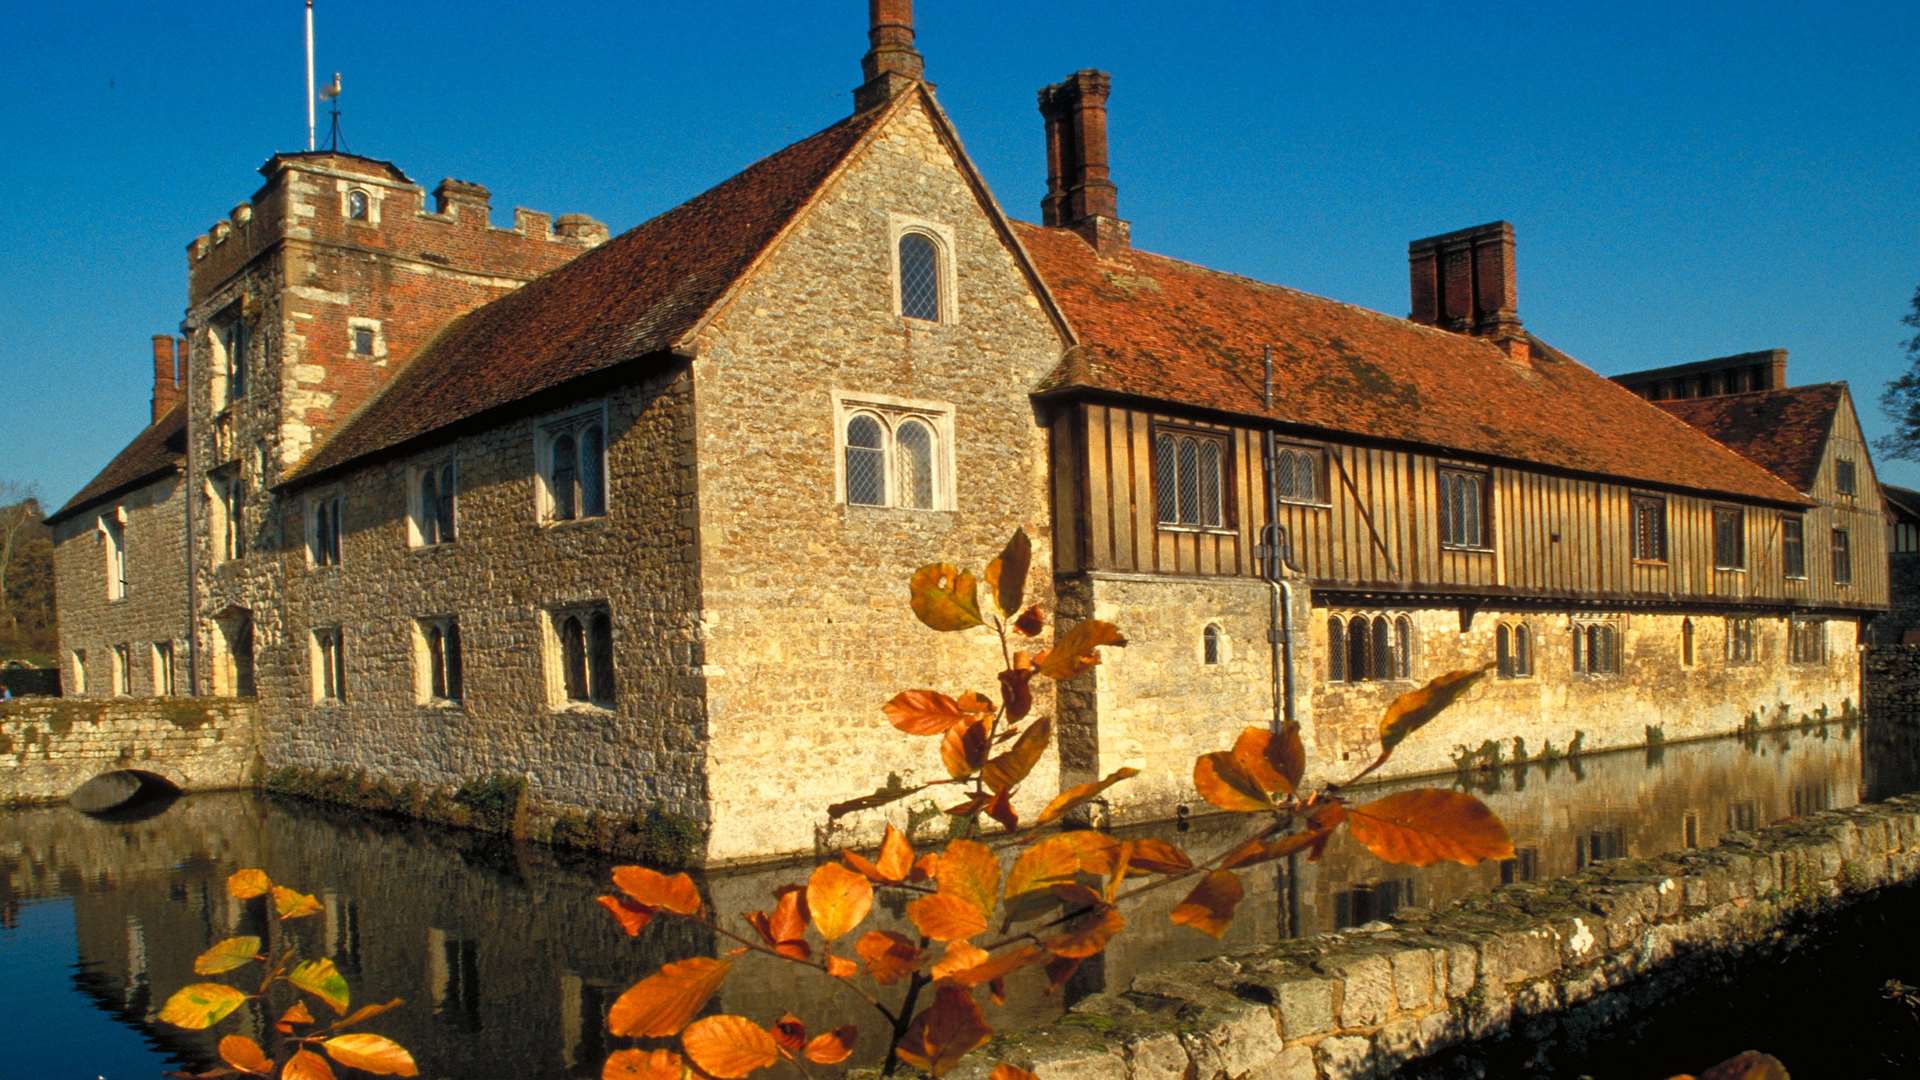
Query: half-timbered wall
1056 401 1886 613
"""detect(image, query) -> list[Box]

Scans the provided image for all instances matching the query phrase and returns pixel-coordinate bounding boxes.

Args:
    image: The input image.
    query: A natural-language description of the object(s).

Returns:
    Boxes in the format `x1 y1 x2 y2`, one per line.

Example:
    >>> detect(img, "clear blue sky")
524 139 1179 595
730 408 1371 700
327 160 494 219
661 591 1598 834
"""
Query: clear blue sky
2 1 1916 506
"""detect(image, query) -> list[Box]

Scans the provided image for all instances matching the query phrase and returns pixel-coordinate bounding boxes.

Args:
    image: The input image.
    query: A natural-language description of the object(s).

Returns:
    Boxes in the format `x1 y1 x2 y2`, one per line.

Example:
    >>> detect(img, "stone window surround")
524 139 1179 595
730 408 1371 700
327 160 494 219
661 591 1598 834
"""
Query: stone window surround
542 601 616 712
306 489 346 569
208 466 245 566
70 649 87 696
1496 619 1534 679
1272 442 1330 508
535 402 611 525
1325 610 1414 684
413 615 465 707
311 625 347 704
98 506 128 601
408 455 459 549
111 643 130 697
1570 615 1624 677
347 316 387 361
887 213 959 324
338 178 384 226
1198 621 1228 666
152 640 176 697
830 389 957 512
209 305 248 412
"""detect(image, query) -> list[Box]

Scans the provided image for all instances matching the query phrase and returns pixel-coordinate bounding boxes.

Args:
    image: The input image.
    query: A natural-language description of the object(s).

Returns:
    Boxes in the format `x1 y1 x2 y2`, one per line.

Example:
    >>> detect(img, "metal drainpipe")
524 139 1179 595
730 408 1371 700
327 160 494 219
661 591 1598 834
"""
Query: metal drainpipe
1261 347 1296 731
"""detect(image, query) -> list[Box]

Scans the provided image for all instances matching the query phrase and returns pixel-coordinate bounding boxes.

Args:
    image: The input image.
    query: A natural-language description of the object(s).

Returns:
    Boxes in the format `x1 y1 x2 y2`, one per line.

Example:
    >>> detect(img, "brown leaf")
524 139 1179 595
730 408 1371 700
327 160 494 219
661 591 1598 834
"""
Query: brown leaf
1044 896 1125 958
1036 619 1127 681
1697 1051 1791 1080
884 689 990 736
1231 724 1305 797
992 1066 1042 1080
932 941 991 981
855 930 922 985
945 793 993 817
985 790 1019 832
332 998 404 1030
682 1014 780 1079
1219 827 1334 869
941 717 992 780
985 528 1032 619
282 1049 336 1080
1193 752 1274 813
910 564 985 632
598 895 655 937
322 1034 419 1077
607 957 732 1038
947 944 1045 988
272 885 323 920
771 1014 807 1053
602 1049 687 1080
983 717 1052 794
612 866 703 916
804 1025 858 1065
998 661 1036 722
1036 767 1140 825
276 1000 315 1034
807 862 873 941
908 893 988 942
218 1035 271 1076
843 823 914 883
226 868 269 900
1378 666 1490 757
1346 789 1515 867
896 984 993 1077
1012 606 1045 636
1005 837 1082 899
1170 870 1244 938
1127 838 1194 875
1043 954 1082 993
1056 830 1125 875
937 840 1001 917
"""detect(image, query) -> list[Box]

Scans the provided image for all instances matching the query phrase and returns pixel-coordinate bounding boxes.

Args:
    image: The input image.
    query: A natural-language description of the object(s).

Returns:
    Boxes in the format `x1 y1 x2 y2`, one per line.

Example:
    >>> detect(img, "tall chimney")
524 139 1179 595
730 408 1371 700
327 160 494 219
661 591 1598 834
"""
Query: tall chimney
1037 70 1129 254
853 0 925 113
150 335 180 422
1408 220 1527 365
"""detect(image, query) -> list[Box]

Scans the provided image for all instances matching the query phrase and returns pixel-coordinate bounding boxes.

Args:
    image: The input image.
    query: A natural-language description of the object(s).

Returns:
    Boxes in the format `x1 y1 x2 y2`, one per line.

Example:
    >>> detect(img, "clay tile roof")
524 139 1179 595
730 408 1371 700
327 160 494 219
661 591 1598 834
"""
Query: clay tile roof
286 107 886 486
1653 385 1846 494
1015 223 1806 506
46 402 187 526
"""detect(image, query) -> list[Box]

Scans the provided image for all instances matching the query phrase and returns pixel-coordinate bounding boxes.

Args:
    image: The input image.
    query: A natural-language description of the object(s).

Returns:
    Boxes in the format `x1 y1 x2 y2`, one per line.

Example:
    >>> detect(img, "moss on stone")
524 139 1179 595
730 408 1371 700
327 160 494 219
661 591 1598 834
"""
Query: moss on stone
452 773 526 834
159 699 213 730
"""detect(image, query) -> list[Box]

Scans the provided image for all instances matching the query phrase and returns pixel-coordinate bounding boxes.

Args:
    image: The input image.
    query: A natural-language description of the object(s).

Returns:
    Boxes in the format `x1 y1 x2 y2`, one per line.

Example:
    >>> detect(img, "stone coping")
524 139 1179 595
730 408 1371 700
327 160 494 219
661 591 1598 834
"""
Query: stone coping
899 794 1920 1080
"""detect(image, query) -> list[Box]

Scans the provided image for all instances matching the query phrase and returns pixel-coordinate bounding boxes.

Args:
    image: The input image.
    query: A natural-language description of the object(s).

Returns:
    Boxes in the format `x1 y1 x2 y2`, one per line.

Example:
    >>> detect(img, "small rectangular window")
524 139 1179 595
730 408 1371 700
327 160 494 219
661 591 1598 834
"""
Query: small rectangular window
1725 617 1756 664
1630 495 1667 562
71 649 88 695
1832 528 1851 585
1437 468 1489 549
1571 620 1621 675
219 316 247 406
1789 618 1827 665
313 627 347 703
309 494 344 567
1273 445 1325 505
152 641 176 697
548 605 616 708
411 459 458 547
1835 458 1857 496
103 513 128 599
112 644 130 696
211 469 245 564
417 617 465 704
352 327 375 356
1154 428 1230 529
1712 506 1745 570
1783 515 1806 579
540 409 609 523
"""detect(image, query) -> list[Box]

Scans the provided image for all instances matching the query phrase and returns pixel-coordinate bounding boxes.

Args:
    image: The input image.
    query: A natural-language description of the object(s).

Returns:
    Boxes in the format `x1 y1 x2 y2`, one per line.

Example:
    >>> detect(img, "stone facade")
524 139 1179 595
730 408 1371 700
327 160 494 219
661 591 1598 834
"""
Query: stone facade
0 698 258 803
49 472 189 698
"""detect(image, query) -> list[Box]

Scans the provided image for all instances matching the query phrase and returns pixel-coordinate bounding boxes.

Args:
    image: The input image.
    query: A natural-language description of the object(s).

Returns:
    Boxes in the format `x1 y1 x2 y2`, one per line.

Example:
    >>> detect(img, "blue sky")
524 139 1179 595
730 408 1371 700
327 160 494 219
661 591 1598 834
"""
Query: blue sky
2 1 1917 505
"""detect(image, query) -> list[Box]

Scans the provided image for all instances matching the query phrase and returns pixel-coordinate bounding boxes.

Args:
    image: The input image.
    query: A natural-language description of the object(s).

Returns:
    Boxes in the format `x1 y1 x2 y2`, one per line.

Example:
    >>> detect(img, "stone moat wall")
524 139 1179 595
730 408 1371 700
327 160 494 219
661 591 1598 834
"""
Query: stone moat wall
0 698 259 803
1865 644 1920 724
929 794 1920 1080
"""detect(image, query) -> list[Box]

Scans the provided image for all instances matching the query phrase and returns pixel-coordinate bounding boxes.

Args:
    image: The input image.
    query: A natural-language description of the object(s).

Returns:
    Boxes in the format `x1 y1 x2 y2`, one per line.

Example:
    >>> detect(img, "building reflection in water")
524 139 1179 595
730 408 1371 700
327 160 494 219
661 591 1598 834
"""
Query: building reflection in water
3 721 1916 1079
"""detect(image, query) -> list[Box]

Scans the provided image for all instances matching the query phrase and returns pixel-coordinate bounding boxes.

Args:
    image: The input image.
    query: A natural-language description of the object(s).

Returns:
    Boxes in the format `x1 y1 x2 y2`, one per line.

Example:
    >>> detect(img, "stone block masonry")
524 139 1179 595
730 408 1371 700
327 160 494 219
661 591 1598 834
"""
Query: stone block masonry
1865 644 1920 724
915 795 1920 1080
0 698 259 804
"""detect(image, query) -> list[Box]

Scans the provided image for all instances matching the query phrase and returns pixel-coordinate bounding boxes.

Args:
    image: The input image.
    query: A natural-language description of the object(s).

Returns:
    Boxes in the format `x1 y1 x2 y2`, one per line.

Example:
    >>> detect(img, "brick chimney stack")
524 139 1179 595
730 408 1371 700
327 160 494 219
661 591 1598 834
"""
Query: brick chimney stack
853 0 925 113
1408 220 1528 366
1038 70 1129 254
150 335 180 422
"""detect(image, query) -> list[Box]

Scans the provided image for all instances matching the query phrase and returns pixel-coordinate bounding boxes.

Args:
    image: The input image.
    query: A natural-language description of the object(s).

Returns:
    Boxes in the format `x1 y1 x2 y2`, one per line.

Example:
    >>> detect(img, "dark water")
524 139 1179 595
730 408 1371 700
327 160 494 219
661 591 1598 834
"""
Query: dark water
4 721 1917 1080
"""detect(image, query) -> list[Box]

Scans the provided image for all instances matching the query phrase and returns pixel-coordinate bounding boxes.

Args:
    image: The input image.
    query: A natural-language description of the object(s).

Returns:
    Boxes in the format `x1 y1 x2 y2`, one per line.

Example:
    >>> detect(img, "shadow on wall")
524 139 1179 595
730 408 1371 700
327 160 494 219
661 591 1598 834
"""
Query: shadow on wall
0 663 59 698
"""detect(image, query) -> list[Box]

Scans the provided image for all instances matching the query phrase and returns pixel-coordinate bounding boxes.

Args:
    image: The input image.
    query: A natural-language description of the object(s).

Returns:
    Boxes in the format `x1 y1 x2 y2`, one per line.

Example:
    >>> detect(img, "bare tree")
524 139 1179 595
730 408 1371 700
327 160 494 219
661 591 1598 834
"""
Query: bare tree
0 481 43 632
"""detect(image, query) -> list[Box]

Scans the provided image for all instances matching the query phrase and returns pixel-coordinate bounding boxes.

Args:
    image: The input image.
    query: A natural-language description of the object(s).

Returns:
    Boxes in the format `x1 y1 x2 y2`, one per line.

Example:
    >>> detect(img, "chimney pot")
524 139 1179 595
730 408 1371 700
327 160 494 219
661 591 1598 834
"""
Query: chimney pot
853 0 926 113
150 335 180 422
1407 220 1525 361
1037 70 1129 253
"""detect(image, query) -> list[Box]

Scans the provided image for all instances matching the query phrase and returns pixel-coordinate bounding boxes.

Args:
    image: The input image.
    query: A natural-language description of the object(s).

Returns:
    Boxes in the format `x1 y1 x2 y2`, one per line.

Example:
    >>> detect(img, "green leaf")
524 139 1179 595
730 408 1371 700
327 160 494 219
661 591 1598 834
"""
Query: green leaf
909 564 984 632
193 935 262 976
158 983 249 1030
290 957 351 1016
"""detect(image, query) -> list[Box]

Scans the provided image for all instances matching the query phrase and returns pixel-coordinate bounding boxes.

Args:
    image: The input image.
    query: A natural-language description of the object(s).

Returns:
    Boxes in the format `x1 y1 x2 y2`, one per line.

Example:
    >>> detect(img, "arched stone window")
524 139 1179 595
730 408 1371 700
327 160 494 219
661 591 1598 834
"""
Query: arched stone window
540 408 610 522
1328 613 1411 683
845 413 887 507
1202 624 1223 666
896 417 935 510
1497 621 1533 678
898 232 942 321
347 189 370 221
550 434 578 521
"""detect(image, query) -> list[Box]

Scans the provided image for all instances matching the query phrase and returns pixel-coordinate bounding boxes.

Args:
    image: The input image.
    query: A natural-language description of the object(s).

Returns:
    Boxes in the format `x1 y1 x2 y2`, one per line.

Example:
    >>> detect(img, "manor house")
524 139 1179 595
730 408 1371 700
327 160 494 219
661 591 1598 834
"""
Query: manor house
48 2 1886 863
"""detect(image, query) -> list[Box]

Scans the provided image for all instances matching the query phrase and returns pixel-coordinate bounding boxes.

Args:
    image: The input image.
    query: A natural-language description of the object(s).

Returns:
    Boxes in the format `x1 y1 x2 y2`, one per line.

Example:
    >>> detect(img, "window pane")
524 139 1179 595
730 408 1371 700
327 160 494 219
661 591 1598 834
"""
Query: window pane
580 425 606 517
1155 435 1177 523
439 464 457 541
1276 451 1297 501
428 626 446 699
1833 529 1851 583
1199 441 1222 527
1328 617 1345 682
589 612 616 704
562 617 587 701
1394 616 1411 678
446 620 464 701
419 471 439 545
1497 625 1512 678
896 419 934 510
551 434 577 520
1371 616 1391 680
1346 617 1368 682
1203 624 1221 665
1177 439 1199 524
1515 624 1531 675
1297 453 1318 502
899 233 941 321
846 414 886 506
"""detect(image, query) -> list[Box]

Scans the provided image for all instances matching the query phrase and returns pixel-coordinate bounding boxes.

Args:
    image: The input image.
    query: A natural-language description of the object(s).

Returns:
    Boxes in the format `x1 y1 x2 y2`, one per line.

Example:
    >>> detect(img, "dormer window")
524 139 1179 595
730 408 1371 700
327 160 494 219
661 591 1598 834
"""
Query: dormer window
347 189 370 221
889 216 956 324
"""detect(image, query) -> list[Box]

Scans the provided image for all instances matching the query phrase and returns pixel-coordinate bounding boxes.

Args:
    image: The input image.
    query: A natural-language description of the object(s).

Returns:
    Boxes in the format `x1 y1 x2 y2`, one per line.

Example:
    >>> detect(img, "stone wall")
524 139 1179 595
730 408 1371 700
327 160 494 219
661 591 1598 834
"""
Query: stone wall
48 472 190 697
0 698 258 803
934 793 1920 1080
1865 644 1920 724
1875 553 1920 645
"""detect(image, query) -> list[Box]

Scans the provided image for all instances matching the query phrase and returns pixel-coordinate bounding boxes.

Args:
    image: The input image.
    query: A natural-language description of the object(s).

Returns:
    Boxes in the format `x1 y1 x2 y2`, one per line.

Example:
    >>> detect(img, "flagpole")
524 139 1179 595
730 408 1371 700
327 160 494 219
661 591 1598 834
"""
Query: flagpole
305 0 316 151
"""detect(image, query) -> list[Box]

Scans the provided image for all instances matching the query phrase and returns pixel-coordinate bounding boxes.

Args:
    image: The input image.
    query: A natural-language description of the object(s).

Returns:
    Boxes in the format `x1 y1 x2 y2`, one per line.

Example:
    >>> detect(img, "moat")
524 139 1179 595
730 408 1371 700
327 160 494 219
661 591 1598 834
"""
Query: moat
5 721 1918 1079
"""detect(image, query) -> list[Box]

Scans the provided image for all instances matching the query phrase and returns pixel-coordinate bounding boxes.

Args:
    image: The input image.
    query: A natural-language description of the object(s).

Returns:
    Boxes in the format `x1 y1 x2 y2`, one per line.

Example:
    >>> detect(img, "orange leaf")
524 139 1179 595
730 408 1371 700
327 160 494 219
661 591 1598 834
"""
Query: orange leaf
941 718 991 780
1346 789 1515 867
947 944 1045 988
931 940 990 980
333 998 404 1030
226 868 269 900
936 840 1001 917
272 885 323 920
910 564 985 632
1043 894 1124 958
826 953 858 978
1012 606 1045 637
612 866 702 916
1219 827 1334 869
1127 838 1193 875
276 1000 315 1034
1698 1051 1792 1080
1004 837 1082 899
322 1034 418 1077
908 893 988 942
1056 830 1124 874
1193 752 1274 813
884 690 988 736
1035 619 1127 681
598 895 655 937
282 1049 336 1080
607 957 731 1038
985 790 1019 832
896 984 993 1077
993 1066 1042 1080
1231 724 1305 797
804 1025 858 1065
1036 768 1139 825
843 824 914 883
983 717 1051 794
911 853 939 882
218 1034 271 1075
807 862 873 941
771 1014 807 1053
603 1049 687 1080
744 887 809 956
984 529 1032 619
1170 870 1244 938
855 930 922 985
1378 666 1490 757
683 1014 780 1079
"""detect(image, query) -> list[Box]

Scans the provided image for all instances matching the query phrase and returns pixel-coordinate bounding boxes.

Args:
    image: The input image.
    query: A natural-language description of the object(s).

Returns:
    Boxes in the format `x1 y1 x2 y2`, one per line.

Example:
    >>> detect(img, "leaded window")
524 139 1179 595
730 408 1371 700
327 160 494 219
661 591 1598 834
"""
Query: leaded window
898 233 942 321
1631 495 1667 562
1572 621 1620 675
1783 516 1806 579
1713 506 1745 570
1725 617 1756 664
1203 624 1222 666
1789 618 1826 665
845 413 887 507
1438 469 1488 549
1327 613 1411 682
1274 446 1323 504
1155 430 1227 529
896 418 935 510
1836 458 1857 496
1497 622 1533 678
421 617 464 703
541 411 608 523
415 462 457 546
1832 528 1851 585
553 606 615 707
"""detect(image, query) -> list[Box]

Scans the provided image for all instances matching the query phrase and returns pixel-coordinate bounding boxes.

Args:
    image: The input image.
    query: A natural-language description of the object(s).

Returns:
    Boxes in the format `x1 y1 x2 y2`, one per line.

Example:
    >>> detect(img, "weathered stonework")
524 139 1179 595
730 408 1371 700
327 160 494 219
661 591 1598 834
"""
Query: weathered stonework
0 698 258 803
49 472 189 697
